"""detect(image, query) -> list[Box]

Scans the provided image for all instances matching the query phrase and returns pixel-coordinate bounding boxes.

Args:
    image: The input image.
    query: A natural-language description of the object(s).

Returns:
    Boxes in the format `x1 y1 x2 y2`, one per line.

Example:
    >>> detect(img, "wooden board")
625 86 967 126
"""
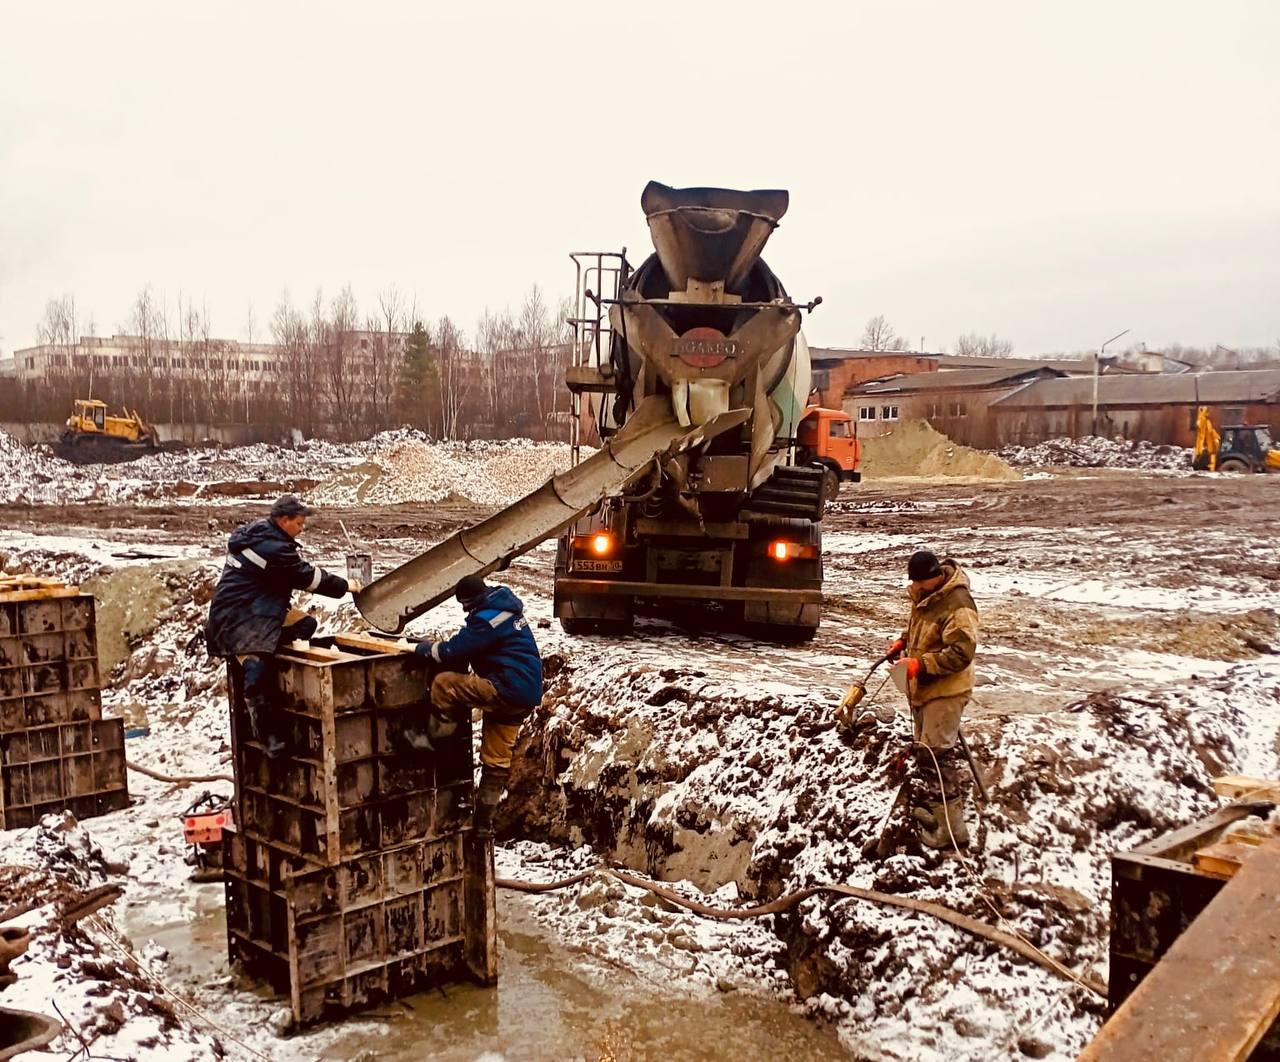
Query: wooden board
1081 837 1280 1061
1213 774 1280 803
0 585 81 603
332 633 413 656
1192 841 1258 880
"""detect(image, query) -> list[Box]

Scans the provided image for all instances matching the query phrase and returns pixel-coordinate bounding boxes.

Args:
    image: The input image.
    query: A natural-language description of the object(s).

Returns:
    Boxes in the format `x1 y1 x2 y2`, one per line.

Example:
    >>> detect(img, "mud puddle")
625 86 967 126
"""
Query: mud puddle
123 888 849 1061
321 893 850 1061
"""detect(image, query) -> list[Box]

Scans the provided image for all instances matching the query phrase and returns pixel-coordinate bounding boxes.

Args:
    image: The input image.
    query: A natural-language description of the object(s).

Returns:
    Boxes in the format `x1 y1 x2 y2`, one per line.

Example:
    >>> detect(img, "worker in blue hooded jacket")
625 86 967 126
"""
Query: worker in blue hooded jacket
414 574 544 835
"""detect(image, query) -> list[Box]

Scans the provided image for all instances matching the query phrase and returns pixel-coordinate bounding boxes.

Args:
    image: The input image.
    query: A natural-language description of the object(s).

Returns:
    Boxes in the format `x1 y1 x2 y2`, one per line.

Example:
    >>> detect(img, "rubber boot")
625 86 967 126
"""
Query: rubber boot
912 798 970 850
473 766 510 838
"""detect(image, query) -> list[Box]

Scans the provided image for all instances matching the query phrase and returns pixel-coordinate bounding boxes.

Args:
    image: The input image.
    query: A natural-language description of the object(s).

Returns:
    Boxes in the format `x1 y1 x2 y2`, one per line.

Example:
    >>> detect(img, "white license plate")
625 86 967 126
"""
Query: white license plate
573 559 623 573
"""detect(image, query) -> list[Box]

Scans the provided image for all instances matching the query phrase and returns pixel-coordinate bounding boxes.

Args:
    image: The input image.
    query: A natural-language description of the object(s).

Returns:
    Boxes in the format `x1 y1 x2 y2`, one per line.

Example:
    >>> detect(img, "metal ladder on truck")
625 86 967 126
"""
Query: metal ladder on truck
565 250 630 466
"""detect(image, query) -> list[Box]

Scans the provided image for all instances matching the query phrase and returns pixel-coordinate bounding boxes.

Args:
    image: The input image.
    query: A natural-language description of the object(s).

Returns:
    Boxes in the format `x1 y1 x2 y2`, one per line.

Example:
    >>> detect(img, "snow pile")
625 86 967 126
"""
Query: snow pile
997 436 1192 470
863 420 1020 480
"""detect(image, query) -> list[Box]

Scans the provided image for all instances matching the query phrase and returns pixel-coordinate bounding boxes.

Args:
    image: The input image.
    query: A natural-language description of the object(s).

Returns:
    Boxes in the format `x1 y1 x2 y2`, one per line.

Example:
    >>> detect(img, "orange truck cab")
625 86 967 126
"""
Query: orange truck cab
796 406 861 501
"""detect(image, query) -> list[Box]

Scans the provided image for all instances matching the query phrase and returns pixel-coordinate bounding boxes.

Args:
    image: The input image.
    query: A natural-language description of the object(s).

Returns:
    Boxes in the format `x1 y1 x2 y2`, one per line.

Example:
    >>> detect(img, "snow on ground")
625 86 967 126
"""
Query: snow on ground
2 439 1279 1060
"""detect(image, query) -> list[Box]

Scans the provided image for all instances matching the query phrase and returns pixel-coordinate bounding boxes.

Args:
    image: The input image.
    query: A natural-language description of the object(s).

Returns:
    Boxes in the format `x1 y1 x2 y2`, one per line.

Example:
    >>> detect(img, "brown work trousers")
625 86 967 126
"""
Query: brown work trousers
910 694 969 805
431 672 522 770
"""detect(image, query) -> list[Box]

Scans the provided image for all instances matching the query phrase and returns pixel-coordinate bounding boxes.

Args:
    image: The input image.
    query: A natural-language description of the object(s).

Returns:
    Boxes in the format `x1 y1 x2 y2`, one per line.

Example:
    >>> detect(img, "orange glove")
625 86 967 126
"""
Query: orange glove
886 638 906 661
904 658 922 681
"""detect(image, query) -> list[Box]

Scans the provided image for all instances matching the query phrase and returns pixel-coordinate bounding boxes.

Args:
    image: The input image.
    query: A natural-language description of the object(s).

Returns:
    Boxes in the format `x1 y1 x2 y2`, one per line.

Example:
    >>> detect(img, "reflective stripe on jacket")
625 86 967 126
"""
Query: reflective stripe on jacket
418 585 544 718
205 517 348 656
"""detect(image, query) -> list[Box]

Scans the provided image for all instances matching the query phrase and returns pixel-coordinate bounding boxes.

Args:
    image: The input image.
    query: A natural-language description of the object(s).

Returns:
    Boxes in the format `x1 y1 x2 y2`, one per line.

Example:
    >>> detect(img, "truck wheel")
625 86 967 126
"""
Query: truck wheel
821 467 840 502
1218 457 1251 473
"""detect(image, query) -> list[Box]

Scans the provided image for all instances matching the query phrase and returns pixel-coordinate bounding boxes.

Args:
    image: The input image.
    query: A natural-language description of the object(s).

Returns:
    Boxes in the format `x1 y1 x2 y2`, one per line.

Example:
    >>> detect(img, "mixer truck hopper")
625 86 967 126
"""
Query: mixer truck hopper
356 181 828 641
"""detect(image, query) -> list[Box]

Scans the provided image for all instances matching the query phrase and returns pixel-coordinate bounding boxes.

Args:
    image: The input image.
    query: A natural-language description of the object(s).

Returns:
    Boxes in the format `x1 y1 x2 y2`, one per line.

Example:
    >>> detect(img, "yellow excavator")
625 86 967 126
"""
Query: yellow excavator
1193 406 1280 473
55 399 161 463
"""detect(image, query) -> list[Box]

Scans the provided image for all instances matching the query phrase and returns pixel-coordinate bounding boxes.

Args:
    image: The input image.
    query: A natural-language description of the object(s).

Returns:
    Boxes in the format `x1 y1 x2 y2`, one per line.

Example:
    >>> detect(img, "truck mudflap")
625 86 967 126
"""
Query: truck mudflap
354 399 750 633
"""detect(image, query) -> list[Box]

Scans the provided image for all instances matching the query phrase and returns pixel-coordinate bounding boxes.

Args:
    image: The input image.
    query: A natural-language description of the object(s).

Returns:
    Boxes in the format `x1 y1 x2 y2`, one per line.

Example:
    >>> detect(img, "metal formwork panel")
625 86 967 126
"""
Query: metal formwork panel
225 826 494 1028
0 718 129 829
0 594 101 732
228 640 473 867
1109 804 1280 1056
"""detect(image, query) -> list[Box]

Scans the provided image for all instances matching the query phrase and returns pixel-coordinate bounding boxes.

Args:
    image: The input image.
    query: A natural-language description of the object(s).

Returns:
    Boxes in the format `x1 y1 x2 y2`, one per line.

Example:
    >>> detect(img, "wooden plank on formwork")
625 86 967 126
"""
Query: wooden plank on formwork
0 586 81 604
1192 841 1257 880
331 633 413 656
1080 837 1280 1062
278 643 349 663
1214 775 1280 803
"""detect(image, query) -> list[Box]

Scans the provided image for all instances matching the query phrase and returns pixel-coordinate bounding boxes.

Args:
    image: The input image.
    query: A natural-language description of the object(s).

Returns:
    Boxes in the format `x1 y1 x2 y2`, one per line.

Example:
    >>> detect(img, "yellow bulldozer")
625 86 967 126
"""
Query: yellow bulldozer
55 398 161 463
1192 406 1280 473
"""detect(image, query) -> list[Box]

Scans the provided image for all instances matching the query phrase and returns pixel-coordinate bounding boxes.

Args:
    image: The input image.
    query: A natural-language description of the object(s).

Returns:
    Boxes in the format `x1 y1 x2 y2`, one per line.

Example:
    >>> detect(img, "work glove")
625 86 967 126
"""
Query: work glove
903 658 922 681
348 578 362 594
885 638 906 661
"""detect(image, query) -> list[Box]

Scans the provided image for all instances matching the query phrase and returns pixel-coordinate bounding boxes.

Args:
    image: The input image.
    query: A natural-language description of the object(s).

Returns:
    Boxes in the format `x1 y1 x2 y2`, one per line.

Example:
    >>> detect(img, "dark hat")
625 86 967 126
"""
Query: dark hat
907 550 943 582
455 574 488 604
270 494 315 519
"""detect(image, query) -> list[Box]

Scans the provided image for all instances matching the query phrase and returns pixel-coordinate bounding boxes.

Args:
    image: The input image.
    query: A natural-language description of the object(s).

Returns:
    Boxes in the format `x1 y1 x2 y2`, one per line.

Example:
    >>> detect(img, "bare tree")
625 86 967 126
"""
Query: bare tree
860 314 908 352
368 286 404 432
435 316 471 439
955 332 1014 358
272 292 311 436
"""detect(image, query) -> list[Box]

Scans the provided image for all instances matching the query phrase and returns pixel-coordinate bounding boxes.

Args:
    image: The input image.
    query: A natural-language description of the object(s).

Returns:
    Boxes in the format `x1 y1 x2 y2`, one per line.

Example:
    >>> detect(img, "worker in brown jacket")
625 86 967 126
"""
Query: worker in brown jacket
887 550 980 849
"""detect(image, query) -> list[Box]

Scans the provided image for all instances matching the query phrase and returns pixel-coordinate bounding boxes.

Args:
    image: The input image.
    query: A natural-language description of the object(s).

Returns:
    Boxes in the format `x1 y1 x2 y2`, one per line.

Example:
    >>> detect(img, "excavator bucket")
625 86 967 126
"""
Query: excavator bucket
354 398 749 633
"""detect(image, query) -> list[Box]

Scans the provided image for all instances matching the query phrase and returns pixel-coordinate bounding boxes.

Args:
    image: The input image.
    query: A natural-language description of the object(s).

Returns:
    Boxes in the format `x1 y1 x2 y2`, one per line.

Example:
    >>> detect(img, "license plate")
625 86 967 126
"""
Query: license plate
573 559 623 573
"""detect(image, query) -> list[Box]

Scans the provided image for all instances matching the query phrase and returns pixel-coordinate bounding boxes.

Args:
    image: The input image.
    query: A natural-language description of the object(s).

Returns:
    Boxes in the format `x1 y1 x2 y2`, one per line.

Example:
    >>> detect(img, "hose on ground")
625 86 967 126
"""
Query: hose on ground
125 760 233 786
497 866 1106 999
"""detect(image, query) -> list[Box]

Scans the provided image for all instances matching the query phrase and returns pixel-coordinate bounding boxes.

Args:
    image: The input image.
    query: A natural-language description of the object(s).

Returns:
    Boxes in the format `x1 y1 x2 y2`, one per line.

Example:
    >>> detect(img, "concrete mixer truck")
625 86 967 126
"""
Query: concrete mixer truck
356 181 827 641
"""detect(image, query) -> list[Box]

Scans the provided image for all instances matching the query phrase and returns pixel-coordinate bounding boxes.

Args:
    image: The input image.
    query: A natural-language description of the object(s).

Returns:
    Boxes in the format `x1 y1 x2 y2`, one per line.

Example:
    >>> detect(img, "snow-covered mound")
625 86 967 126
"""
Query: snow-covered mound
997 436 1191 470
0 427 577 508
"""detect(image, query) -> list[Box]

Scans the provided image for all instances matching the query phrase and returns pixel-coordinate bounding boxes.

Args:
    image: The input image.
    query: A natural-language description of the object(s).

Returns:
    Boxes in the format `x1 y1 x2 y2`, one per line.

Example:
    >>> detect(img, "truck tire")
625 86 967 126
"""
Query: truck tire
821 466 840 503
1218 457 1251 473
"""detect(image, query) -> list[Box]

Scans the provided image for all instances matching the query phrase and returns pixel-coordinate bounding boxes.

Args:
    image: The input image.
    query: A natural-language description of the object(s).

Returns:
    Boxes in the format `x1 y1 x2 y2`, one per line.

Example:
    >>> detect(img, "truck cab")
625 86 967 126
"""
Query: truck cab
796 406 861 500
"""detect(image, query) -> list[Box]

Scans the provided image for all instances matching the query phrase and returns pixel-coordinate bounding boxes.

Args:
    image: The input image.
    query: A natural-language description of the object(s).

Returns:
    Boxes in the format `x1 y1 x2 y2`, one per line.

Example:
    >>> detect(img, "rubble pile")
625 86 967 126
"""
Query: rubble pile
0 427 574 508
997 435 1192 470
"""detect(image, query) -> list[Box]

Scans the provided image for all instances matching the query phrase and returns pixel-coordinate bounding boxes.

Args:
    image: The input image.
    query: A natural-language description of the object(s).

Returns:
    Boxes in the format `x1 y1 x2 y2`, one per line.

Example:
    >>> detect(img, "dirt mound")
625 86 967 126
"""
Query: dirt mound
861 420 1020 480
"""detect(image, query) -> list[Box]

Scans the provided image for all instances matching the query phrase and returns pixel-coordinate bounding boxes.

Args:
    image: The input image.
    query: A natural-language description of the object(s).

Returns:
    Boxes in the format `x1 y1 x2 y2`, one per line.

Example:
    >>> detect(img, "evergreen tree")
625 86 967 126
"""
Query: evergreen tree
395 320 438 430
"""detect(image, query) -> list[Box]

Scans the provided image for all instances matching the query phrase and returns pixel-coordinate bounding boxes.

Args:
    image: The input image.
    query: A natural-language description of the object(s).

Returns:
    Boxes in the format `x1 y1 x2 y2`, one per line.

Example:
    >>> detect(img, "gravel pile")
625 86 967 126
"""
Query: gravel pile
997 435 1192 470
312 436 576 506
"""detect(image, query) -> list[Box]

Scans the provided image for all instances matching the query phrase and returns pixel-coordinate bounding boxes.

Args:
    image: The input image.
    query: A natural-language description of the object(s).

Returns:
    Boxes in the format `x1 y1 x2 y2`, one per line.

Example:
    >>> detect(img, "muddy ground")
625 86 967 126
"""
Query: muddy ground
1 468 1279 1060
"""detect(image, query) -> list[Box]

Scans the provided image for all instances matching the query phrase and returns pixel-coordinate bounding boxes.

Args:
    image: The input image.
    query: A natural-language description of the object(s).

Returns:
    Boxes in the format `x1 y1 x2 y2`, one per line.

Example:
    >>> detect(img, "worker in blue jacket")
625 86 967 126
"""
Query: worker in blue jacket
415 574 544 836
206 495 356 757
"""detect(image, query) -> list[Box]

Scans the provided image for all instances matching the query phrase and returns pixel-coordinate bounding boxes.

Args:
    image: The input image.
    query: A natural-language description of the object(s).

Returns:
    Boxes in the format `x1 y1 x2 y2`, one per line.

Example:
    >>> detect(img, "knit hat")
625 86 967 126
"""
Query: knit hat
907 550 943 582
270 495 314 518
455 574 488 605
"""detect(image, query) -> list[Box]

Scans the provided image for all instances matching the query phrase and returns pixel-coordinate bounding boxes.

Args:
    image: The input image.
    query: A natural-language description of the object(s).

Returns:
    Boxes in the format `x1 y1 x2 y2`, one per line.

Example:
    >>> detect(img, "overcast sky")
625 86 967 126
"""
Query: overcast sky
2 1 1277 359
